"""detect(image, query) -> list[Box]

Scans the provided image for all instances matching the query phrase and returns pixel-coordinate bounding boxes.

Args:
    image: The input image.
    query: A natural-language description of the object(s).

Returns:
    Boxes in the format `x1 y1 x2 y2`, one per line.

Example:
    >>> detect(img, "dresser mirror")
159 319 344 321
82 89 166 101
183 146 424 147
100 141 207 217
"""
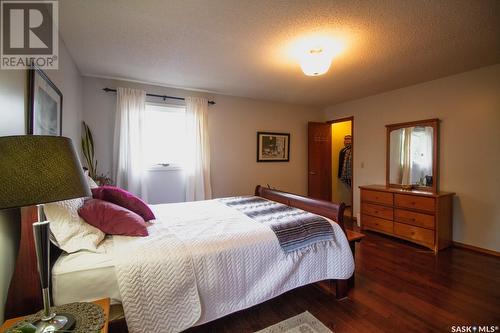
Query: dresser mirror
386 118 439 193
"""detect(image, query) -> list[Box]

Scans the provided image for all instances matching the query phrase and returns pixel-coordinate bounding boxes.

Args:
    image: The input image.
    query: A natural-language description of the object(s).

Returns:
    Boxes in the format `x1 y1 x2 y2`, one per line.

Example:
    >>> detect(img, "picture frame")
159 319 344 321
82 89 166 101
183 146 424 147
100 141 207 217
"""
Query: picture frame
28 65 63 136
257 132 290 162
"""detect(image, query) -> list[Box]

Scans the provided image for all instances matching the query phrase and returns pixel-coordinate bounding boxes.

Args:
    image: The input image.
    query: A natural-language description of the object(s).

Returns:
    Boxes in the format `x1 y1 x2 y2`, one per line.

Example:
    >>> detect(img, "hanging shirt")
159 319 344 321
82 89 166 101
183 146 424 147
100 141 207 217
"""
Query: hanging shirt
340 146 352 187
338 147 347 179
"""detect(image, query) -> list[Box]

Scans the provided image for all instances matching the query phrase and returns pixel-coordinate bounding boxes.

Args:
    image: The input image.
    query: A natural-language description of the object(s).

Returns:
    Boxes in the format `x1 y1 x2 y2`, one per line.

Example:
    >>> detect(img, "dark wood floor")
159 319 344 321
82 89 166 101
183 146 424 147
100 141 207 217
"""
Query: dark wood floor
112 225 500 333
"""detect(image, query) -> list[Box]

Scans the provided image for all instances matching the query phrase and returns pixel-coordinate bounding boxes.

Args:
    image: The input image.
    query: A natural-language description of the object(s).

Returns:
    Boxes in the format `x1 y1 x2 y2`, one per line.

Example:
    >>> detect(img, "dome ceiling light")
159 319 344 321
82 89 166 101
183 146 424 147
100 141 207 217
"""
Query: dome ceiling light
299 47 333 76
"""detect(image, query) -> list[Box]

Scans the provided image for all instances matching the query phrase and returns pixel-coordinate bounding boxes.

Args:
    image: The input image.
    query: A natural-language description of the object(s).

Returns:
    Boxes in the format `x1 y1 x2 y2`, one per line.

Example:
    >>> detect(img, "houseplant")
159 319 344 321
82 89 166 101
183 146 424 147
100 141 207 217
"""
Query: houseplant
81 122 112 186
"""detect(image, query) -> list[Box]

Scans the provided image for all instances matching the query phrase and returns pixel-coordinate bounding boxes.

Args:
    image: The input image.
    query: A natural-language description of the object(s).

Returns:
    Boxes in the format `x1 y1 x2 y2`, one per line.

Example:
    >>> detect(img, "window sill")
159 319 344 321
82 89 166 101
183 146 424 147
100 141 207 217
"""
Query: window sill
147 165 183 172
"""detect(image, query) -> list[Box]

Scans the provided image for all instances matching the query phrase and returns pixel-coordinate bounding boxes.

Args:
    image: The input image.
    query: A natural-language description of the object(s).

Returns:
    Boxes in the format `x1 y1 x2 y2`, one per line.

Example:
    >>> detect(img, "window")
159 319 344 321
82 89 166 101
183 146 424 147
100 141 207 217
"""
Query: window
143 103 186 168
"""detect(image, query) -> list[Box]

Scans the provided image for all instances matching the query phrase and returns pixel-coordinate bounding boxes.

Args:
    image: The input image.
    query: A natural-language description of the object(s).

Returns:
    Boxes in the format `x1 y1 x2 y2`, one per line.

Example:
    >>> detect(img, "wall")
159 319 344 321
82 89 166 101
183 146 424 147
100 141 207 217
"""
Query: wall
0 37 83 322
331 121 352 206
44 39 84 147
209 94 322 197
323 64 500 252
82 76 322 201
0 70 25 324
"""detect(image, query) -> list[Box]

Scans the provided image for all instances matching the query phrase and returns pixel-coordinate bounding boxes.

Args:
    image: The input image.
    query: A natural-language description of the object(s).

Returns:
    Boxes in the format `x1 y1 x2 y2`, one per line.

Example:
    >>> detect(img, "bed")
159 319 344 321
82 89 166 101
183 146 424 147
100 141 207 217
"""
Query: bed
6 186 355 332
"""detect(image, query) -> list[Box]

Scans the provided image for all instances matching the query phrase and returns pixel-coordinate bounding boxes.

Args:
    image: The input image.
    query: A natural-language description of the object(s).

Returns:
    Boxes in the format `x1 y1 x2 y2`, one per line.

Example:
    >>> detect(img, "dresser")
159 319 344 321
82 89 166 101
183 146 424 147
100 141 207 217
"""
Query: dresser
359 185 454 253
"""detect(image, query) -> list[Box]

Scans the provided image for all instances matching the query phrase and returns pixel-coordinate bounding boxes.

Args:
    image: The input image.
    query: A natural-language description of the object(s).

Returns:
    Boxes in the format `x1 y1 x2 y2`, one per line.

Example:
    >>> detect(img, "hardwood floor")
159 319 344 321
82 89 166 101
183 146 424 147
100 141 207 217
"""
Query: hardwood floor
111 227 500 333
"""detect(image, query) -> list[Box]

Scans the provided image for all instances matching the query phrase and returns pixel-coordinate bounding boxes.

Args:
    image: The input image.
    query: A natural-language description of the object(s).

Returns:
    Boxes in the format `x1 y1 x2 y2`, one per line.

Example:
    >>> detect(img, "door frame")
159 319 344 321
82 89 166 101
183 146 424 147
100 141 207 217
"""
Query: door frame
327 116 354 220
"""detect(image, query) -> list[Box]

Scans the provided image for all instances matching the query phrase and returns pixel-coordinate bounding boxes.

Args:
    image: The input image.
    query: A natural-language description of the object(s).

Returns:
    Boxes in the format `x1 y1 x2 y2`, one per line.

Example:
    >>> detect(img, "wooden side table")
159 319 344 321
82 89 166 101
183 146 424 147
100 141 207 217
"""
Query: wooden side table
316 229 365 298
346 229 365 288
0 298 110 333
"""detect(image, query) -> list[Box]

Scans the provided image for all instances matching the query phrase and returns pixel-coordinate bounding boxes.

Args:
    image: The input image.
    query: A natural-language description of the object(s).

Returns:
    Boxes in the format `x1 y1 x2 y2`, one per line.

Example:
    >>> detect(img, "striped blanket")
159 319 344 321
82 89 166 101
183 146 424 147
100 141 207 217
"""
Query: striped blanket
220 196 335 253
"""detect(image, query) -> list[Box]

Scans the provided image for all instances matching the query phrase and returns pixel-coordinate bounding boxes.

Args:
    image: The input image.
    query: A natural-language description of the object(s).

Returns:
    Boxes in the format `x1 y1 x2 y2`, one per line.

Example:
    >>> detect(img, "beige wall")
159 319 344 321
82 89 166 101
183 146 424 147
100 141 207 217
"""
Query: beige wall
323 64 500 252
209 95 322 197
82 76 323 199
44 39 84 148
0 70 25 324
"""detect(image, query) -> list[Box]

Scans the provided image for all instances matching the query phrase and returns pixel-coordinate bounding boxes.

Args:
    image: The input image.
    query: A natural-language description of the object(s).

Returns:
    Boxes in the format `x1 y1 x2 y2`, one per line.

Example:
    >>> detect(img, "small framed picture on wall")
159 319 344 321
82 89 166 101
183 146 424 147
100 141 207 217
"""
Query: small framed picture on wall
257 132 290 162
28 65 63 136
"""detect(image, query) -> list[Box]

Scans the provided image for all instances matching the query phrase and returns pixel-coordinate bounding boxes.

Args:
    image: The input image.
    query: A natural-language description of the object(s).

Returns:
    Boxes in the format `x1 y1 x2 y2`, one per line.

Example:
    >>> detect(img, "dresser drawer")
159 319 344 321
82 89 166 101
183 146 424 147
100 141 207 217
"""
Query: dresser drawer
362 215 393 234
394 222 434 245
395 194 435 212
362 203 393 220
361 190 393 206
395 209 435 229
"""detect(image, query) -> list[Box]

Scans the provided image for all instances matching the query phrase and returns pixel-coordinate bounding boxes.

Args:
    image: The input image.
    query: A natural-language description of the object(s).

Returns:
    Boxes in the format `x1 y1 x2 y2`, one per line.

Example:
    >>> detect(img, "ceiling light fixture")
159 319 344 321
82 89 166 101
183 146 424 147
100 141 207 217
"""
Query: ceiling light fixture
299 47 333 76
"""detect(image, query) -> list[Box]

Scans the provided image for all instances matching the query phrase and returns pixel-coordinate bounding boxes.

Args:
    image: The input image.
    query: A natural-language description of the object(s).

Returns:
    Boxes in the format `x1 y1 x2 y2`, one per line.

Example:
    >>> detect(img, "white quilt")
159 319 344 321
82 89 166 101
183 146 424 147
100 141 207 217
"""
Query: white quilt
112 219 201 333
112 199 354 333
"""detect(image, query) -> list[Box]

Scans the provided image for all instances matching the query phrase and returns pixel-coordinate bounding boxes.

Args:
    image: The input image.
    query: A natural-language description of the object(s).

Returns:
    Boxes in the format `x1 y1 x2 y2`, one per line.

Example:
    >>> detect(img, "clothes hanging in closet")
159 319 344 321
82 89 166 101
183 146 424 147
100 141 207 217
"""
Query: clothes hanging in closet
339 146 352 187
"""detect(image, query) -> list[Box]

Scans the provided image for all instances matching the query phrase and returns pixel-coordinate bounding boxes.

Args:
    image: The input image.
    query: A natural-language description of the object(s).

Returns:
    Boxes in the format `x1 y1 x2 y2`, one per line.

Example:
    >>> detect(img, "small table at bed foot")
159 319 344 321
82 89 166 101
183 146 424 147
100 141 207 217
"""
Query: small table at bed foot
346 229 365 288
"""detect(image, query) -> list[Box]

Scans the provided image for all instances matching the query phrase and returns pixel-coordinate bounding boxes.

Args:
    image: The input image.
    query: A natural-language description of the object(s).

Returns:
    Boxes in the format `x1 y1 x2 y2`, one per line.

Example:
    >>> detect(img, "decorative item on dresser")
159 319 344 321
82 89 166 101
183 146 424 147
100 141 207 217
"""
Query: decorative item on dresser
359 185 454 253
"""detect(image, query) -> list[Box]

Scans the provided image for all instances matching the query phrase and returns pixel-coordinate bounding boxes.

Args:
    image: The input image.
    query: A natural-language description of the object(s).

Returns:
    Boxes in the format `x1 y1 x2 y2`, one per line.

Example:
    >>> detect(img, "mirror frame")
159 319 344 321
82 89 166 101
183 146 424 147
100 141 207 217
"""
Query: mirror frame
386 118 439 193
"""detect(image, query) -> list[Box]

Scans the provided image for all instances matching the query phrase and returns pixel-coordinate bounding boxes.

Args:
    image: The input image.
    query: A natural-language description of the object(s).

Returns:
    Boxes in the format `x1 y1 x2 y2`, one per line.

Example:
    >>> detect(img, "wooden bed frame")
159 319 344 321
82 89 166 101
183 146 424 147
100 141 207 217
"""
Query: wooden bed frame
4 186 351 321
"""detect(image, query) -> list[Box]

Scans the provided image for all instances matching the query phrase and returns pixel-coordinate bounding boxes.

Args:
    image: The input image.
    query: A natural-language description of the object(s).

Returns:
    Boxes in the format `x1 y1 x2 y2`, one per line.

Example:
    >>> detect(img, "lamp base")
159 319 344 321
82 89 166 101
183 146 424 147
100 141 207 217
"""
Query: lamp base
33 313 75 333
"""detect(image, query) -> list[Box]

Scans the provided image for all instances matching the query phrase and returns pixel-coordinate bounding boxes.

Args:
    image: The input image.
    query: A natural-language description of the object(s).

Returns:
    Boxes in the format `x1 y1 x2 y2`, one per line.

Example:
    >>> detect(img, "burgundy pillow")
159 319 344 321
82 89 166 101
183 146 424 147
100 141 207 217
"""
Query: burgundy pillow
91 186 155 221
78 199 148 236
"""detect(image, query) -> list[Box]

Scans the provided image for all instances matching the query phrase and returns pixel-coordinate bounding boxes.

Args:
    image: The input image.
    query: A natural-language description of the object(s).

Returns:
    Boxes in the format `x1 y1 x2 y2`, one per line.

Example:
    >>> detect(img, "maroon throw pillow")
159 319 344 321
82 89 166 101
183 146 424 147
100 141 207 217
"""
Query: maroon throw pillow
78 199 148 236
92 186 155 221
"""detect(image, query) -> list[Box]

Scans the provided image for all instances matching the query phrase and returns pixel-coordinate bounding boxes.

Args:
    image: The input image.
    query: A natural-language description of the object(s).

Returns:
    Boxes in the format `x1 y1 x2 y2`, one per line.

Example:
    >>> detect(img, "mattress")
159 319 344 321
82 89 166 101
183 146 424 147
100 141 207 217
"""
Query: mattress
52 237 122 305
52 198 354 331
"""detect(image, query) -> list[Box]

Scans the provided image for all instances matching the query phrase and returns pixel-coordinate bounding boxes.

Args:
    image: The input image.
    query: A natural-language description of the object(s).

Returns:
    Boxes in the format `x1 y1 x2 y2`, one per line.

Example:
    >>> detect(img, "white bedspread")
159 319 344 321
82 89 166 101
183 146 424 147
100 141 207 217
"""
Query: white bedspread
112 199 354 333
112 220 201 333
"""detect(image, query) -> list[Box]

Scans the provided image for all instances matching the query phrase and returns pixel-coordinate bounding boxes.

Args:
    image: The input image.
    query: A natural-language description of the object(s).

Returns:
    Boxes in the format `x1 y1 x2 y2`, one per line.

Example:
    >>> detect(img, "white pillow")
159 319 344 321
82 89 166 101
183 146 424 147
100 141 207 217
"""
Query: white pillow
44 198 105 253
83 170 99 189
86 175 99 189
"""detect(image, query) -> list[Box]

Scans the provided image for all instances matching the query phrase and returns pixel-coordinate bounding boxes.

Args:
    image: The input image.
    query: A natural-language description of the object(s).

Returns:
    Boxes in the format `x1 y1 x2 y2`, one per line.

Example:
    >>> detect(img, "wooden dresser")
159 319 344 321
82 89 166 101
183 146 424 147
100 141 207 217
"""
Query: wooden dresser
359 185 454 253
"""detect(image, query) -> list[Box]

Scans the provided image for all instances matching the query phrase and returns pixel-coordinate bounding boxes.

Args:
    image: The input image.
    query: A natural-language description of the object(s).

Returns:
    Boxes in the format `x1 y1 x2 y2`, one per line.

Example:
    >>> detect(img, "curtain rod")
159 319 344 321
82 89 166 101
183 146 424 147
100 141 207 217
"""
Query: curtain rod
102 87 215 105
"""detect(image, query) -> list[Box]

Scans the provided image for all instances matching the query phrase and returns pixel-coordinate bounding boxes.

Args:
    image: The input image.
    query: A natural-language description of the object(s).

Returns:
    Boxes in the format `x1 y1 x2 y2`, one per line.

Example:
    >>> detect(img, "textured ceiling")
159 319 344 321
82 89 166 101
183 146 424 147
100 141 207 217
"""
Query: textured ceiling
59 0 500 107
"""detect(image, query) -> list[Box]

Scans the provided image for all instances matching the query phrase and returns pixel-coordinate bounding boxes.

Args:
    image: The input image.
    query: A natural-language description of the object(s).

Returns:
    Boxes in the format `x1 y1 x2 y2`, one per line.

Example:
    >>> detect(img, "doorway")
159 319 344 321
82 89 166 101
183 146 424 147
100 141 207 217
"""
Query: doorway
329 117 354 221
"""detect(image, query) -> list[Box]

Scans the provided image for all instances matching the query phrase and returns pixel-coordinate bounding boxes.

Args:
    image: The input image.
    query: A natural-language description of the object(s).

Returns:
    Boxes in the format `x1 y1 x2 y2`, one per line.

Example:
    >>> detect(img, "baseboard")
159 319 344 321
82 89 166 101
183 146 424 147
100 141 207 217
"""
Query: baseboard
452 241 500 257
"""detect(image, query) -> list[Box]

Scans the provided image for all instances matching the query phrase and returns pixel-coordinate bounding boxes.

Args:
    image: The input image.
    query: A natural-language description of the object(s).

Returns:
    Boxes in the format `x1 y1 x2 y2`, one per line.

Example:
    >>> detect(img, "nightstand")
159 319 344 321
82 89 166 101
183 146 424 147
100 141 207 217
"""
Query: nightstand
0 298 110 333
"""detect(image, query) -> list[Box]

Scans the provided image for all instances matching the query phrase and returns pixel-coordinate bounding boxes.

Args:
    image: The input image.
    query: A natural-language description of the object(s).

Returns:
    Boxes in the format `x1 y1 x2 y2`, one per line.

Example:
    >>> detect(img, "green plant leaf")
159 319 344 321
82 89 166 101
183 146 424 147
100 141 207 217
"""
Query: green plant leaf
81 121 98 179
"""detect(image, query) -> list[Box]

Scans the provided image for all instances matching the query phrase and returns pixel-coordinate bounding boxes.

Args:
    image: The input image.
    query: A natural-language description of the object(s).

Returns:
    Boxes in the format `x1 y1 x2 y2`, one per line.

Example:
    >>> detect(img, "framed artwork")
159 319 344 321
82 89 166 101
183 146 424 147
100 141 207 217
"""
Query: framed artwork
28 66 63 136
257 132 290 162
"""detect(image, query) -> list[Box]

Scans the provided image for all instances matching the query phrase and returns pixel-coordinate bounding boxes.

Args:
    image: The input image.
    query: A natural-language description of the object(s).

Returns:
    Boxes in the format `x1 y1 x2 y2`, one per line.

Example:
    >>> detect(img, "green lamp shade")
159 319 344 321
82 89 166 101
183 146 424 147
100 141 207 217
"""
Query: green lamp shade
0 135 91 210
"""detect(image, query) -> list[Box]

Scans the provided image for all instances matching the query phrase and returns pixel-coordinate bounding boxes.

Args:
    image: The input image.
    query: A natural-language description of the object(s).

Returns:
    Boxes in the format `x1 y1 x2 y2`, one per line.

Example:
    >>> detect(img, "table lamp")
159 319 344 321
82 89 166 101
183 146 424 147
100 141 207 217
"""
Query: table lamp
0 135 91 332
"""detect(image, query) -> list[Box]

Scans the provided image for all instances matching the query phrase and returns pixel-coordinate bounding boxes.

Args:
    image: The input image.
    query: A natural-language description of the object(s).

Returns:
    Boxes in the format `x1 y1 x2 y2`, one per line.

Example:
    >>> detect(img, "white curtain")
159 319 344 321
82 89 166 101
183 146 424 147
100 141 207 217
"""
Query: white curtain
113 87 148 200
184 97 212 201
401 127 413 185
389 129 403 184
409 126 433 184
